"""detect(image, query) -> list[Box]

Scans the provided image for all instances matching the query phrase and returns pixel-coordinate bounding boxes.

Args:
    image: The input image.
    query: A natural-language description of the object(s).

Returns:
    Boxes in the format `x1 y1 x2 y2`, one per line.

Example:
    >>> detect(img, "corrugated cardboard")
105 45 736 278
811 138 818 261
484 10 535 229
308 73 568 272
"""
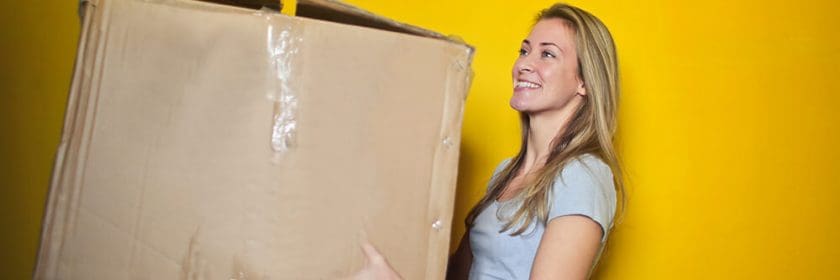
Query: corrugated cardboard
35 0 473 279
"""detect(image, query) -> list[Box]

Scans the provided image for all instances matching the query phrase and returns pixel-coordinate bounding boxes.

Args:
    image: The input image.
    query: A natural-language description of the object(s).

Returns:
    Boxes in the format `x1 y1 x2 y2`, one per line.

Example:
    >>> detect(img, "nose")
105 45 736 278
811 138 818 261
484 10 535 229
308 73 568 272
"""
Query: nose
515 57 534 73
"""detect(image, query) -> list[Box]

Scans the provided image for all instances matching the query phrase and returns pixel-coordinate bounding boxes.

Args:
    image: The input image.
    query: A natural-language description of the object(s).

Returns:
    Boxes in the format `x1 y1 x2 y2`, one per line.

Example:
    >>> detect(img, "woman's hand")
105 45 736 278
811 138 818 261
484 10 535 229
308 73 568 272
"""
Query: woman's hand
348 242 404 280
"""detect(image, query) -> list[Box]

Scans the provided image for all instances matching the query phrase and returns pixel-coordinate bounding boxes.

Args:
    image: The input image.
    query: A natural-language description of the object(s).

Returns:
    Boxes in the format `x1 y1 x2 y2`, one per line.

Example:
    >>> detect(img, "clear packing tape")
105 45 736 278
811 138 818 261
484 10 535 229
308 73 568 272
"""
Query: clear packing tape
260 9 304 161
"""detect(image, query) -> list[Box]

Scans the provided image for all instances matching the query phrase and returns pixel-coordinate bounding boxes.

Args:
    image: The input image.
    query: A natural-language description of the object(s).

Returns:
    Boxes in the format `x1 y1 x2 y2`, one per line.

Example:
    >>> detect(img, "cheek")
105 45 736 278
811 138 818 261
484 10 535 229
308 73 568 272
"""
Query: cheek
543 67 579 93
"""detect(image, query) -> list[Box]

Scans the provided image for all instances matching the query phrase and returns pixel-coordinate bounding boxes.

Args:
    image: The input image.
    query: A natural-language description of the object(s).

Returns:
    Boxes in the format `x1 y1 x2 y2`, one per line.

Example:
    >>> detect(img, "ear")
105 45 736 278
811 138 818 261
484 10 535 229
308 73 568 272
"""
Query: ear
576 79 587 96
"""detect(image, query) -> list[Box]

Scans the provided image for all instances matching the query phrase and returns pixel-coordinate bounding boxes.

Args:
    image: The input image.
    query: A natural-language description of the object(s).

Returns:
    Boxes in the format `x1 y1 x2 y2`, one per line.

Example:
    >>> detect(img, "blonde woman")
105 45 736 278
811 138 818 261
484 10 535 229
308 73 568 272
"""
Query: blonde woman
354 3 623 280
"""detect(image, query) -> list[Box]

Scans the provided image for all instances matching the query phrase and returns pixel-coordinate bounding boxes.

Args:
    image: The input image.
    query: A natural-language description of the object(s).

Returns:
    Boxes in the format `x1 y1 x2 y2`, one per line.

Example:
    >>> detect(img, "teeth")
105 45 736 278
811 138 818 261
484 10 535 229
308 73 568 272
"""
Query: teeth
514 81 541 89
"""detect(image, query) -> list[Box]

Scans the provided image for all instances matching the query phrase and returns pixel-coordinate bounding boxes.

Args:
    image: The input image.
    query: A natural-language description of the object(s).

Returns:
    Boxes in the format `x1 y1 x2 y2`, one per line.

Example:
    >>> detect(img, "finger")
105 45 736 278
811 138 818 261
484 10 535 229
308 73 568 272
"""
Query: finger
360 241 384 263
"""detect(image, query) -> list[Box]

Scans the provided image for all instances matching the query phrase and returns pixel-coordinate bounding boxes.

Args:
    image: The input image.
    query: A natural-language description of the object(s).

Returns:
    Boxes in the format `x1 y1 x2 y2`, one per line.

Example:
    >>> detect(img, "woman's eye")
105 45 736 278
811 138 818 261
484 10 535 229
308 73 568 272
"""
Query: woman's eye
519 48 528 56
542 51 556 58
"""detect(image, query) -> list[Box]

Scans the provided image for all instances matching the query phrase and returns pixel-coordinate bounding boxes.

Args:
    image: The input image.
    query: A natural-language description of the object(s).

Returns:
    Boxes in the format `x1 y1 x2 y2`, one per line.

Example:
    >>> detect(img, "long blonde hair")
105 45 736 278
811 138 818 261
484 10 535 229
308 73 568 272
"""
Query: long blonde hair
466 3 624 235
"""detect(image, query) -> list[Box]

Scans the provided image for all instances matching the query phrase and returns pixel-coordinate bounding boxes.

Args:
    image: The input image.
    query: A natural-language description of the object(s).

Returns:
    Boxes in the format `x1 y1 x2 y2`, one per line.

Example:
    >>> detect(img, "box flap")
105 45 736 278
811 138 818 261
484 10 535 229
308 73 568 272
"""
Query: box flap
295 0 472 48
198 0 281 11
171 0 473 49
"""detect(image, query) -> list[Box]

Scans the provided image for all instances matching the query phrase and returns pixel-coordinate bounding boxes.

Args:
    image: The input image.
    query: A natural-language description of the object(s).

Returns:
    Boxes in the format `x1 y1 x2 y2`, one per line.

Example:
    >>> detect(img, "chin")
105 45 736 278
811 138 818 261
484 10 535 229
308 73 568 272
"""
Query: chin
509 99 531 113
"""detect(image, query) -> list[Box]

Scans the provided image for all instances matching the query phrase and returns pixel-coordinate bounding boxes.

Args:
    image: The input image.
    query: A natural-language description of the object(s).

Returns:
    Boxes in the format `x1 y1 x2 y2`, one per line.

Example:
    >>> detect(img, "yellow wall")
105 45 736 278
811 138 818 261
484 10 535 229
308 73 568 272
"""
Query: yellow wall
0 1 79 279
1 0 838 278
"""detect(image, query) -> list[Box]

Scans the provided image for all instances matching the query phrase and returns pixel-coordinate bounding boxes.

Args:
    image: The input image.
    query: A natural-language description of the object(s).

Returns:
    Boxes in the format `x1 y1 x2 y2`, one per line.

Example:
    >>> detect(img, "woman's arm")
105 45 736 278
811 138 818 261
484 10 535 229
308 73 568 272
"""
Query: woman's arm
446 231 473 280
529 215 603 280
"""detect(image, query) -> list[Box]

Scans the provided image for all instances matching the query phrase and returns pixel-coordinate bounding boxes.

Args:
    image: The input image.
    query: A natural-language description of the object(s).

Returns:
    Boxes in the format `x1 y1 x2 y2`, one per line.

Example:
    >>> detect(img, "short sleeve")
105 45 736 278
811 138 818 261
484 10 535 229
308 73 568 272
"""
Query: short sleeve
547 155 617 242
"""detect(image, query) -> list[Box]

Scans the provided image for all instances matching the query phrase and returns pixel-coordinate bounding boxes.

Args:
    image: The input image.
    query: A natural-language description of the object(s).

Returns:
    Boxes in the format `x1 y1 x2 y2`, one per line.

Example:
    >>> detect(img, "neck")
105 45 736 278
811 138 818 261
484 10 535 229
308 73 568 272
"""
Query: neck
521 98 583 174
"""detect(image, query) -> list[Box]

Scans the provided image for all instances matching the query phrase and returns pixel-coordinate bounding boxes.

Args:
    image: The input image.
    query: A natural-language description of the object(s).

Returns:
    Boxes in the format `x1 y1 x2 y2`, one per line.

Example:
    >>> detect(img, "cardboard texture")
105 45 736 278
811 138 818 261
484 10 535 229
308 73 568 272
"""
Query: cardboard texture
35 0 473 279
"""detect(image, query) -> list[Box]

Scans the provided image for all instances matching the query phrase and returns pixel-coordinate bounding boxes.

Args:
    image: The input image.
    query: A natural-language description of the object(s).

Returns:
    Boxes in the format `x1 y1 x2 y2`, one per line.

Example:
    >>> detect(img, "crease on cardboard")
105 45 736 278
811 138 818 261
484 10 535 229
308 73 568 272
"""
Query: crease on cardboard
181 227 206 280
34 0 95 277
69 0 113 244
262 10 304 161
422 45 475 280
126 148 155 275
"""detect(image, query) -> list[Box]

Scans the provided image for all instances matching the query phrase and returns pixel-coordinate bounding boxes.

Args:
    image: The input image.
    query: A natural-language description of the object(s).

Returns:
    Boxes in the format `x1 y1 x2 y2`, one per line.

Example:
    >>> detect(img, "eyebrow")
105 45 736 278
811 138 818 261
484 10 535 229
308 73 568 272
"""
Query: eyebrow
522 40 564 53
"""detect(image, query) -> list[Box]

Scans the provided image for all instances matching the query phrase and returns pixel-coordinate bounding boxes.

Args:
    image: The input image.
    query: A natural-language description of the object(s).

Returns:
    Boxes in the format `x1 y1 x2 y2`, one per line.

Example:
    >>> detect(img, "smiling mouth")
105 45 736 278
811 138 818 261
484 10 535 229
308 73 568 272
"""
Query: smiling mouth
514 80 542 90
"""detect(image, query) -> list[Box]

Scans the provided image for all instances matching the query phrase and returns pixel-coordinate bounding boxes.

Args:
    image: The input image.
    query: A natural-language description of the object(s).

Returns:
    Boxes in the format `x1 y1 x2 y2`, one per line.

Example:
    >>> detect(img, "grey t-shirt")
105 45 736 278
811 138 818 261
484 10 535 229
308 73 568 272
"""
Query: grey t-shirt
469 154 616 280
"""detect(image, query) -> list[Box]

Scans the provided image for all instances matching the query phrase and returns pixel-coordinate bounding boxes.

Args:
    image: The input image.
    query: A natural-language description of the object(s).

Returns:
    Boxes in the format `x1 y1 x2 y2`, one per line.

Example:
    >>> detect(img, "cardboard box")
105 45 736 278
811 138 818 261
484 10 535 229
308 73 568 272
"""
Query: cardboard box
35 0 473 278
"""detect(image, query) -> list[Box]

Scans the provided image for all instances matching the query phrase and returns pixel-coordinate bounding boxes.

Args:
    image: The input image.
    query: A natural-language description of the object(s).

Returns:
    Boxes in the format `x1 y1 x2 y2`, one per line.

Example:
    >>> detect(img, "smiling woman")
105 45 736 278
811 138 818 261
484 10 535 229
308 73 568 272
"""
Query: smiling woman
450 3 623 280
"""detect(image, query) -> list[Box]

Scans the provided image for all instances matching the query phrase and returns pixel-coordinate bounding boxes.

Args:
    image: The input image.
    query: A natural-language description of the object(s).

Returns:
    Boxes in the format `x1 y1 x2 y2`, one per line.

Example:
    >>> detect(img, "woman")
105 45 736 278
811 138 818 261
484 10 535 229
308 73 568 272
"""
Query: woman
355 3 623 280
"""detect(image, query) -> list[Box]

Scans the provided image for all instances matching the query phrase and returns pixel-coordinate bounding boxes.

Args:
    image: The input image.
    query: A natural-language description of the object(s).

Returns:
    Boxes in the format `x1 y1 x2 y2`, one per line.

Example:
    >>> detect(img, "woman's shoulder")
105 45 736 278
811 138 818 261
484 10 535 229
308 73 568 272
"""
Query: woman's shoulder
552 153 615 195
490 154 611 178
559 153 612 179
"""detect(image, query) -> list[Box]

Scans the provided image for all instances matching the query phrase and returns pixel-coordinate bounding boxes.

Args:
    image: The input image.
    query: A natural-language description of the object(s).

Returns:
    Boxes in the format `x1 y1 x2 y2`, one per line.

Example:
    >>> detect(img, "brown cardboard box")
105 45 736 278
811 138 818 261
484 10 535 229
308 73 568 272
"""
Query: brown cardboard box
35 0 473 279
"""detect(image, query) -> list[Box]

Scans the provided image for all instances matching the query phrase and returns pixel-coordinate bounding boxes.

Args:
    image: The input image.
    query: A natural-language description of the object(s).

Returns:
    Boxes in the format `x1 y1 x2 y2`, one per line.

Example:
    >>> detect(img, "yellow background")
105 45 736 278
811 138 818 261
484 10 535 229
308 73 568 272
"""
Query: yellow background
1 0 838 278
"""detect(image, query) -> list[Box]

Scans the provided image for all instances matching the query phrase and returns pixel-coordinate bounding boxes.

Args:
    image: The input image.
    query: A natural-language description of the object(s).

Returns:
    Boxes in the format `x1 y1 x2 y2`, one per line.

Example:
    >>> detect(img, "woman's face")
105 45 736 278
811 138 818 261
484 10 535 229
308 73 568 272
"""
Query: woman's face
511 19 585 114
